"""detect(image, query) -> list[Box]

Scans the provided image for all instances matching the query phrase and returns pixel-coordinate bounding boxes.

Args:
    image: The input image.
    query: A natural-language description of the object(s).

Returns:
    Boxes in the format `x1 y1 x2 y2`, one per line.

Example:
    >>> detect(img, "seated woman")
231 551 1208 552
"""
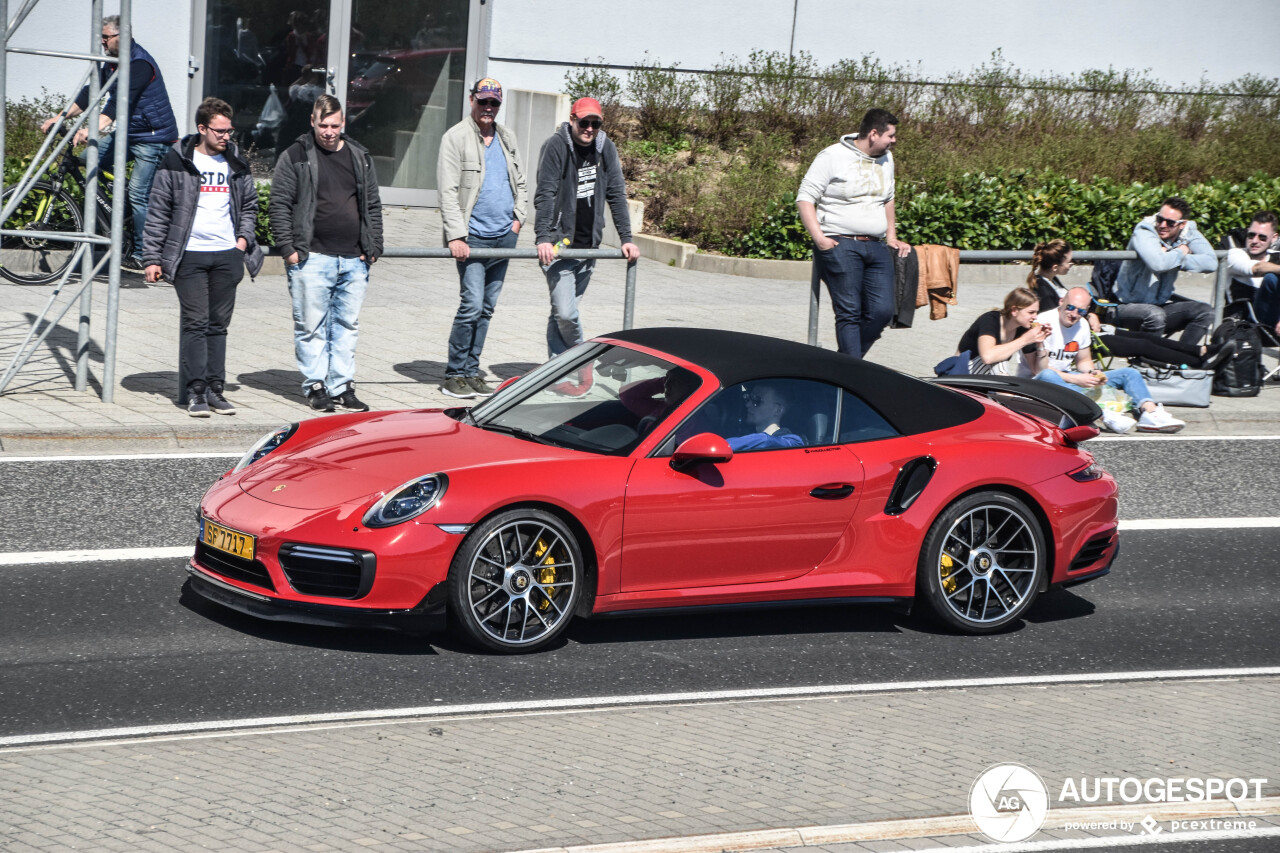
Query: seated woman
1029 240 1234 369
954 287 1051 376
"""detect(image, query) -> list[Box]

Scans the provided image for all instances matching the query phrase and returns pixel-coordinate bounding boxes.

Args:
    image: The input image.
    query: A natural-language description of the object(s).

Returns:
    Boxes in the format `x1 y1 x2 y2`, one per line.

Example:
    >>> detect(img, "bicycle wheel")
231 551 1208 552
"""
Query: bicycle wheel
0 182 84 285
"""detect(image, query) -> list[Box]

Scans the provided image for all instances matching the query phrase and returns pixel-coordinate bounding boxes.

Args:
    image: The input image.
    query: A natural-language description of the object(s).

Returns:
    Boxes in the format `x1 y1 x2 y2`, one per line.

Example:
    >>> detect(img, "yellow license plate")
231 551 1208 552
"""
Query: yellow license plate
203 519 255 560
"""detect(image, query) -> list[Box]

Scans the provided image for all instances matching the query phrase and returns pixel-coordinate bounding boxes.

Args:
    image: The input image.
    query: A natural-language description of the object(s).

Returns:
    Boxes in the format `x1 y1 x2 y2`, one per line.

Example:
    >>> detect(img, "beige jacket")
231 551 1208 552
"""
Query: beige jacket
436 117 527 243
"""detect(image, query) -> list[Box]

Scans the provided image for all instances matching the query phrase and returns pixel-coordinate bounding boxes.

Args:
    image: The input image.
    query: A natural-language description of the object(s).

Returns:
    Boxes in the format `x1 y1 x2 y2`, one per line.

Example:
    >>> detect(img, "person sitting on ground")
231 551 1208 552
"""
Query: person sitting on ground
1030 239 1235 369
1225 210 1280 336
726 383 805 452
1034 287 1185 434
953 287 1050 376
1113 196 1216 344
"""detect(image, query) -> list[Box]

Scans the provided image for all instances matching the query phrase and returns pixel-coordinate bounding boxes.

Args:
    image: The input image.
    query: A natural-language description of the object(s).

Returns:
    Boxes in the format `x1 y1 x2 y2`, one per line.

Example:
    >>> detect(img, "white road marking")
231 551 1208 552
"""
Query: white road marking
1121 518 1280 530
2 667 1278 748
0 547 192 565
4 517 1277 567
1090 434 1280 442
0 452 241 463
900 828 1280 852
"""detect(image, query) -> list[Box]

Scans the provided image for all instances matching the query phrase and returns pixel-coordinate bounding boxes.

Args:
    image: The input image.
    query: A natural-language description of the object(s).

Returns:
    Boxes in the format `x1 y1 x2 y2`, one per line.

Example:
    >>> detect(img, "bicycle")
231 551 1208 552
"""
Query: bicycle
0 133 136 285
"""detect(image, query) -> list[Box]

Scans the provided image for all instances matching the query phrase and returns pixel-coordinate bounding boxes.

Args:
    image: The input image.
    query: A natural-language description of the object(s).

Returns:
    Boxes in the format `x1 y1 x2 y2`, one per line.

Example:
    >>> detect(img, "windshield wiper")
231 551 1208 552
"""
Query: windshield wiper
479 423 555 445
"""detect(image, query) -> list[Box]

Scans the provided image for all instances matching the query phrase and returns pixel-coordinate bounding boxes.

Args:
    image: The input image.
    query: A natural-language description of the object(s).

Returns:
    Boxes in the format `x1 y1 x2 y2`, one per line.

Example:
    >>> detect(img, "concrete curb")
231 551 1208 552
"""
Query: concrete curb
512 798 1280 853
0 423 275 455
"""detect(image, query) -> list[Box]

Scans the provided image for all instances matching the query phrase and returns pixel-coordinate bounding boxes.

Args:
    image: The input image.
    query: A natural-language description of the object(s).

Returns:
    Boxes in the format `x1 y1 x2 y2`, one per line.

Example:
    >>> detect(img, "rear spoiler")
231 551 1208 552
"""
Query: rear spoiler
926 374 1102 432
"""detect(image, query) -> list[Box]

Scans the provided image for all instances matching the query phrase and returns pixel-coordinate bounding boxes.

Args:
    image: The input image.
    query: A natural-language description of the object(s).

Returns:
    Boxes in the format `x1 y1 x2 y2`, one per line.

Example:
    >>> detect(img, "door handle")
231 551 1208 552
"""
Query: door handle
810 483 855 500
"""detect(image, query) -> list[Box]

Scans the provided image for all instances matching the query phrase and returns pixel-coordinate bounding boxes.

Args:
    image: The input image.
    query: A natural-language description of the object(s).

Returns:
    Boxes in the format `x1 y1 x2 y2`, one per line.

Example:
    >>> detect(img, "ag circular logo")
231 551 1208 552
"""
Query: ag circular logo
969 763 1049 843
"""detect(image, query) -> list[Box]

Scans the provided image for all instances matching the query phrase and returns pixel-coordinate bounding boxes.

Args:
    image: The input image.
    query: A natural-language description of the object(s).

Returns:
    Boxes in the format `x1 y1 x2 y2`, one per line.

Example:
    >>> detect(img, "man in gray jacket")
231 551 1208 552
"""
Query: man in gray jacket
534 97 639 357
1113 196 1216 343
436 77 526 398
269 94 383 413
143 97 263 417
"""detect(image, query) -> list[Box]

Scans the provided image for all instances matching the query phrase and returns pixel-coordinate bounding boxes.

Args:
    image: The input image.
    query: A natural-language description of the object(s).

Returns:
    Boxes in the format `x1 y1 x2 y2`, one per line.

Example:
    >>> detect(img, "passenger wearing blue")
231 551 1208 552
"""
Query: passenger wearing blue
41 16 179 271
1035 287 1185 434
727 384 805 451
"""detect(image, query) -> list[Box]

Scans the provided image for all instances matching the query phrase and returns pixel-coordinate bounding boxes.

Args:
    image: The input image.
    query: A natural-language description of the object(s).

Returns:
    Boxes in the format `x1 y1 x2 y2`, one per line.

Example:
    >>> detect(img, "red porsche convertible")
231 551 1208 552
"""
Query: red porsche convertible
188 328 1119 652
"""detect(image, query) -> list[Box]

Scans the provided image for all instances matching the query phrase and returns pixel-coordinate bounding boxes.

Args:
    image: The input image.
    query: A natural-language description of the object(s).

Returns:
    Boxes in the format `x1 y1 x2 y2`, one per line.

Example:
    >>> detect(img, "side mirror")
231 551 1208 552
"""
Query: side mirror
496 376 520 392
671 432 733 470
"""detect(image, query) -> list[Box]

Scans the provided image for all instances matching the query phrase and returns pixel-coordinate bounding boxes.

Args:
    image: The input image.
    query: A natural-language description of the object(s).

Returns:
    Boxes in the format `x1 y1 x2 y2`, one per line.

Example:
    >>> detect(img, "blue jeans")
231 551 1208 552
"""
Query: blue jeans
1034 367 1154 410
446 230 518 377
287 253 369 395
97 138 168 250
544 257 596 357
813 237 895 358
1255 272 1280 329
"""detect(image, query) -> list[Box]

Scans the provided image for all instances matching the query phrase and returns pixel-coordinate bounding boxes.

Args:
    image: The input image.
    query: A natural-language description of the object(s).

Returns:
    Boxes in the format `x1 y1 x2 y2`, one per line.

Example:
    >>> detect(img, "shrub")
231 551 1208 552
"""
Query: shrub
625 57 698 142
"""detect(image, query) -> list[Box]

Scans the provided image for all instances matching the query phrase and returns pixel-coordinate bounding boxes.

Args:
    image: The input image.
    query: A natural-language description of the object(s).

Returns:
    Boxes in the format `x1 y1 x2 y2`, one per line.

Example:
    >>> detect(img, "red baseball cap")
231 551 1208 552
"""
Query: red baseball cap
570 97 603 119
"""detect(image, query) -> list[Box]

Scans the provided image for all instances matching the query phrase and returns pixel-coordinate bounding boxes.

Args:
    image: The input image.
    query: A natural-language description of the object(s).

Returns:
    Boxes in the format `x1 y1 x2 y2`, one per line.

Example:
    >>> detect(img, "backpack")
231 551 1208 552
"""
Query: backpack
1210 317 1264 397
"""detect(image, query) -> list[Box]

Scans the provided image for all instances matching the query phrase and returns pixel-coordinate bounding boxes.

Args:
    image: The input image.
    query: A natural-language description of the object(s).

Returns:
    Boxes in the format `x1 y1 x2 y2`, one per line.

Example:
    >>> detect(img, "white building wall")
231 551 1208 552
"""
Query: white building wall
485 0 1279 97
7 0 192 132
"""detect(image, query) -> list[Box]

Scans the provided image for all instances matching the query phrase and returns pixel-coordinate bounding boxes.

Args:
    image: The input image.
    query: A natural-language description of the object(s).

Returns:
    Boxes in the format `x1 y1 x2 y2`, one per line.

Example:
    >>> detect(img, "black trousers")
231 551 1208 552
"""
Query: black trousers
174 248 244 390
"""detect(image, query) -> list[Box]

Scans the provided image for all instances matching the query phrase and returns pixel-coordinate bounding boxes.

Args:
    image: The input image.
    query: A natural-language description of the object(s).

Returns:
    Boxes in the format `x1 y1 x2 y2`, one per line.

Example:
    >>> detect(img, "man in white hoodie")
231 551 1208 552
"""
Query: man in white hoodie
797 108 911 358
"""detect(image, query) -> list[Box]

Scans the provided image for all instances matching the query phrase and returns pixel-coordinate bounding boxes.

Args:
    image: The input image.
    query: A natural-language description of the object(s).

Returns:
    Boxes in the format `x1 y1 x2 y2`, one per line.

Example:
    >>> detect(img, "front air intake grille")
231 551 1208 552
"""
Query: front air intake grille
279 543 376 599
1069 533 1115 572
195 541 275 591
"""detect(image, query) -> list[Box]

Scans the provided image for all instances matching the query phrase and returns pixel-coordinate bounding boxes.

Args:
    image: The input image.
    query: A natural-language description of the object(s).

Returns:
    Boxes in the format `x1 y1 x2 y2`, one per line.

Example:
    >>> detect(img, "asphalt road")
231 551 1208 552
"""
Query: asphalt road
0 439 1277 739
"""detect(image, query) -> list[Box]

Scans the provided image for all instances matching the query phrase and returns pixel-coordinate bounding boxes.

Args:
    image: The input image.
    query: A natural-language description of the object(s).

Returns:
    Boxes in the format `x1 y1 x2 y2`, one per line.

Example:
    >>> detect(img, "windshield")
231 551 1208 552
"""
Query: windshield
470 344 701 455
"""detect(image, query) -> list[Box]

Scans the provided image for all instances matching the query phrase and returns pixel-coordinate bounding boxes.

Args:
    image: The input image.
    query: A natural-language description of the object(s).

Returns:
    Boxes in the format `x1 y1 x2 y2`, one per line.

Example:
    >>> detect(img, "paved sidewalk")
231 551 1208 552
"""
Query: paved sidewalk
1 676 1276 852
2 207 1278 455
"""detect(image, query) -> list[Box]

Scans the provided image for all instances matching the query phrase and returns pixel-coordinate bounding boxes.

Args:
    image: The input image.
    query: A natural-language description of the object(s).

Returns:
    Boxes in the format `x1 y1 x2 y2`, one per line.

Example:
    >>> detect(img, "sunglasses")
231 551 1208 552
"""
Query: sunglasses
1062 304 1088 314
1154 215 1184 227
100 32 117 42
202 126 234 137
576 118 602 130
1246 231 1272 241
474 98 500 108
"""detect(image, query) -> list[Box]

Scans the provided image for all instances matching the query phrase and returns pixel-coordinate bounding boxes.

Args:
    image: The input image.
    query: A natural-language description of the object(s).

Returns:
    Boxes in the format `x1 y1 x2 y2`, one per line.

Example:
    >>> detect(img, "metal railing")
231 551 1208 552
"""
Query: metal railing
807 249 1234 347
381 247 640 329
0 0 132 399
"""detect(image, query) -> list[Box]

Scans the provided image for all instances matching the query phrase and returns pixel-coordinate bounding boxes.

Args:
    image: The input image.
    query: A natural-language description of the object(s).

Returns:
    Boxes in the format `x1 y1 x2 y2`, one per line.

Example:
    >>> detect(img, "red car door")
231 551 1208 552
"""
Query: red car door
620 444 864 592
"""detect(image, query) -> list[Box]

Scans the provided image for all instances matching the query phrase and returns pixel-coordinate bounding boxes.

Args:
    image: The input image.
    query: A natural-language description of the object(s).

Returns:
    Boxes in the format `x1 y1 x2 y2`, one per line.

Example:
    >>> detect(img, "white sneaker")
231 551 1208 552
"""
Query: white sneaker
1137 403 1185 434
1100 410 1136 434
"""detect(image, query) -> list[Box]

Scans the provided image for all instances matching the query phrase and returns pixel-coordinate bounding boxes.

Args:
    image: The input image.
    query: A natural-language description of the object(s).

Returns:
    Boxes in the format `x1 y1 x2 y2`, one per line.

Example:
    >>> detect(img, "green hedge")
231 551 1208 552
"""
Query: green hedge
734 170 1280 260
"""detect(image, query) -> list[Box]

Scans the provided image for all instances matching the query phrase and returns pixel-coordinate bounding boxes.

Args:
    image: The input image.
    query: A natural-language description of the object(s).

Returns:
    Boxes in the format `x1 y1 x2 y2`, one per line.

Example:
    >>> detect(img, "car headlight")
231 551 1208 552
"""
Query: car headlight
363 474 449 528
234 424 297 472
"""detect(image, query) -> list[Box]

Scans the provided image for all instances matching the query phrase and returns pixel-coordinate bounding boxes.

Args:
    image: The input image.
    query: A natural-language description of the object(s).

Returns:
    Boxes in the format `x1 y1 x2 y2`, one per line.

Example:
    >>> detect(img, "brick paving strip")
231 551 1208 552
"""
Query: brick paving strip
1 676 1276 853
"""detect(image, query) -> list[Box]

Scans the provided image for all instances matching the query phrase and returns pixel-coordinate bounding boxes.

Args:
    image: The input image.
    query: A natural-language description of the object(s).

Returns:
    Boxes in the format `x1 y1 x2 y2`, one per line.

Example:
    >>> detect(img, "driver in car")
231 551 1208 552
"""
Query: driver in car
727 384 805 451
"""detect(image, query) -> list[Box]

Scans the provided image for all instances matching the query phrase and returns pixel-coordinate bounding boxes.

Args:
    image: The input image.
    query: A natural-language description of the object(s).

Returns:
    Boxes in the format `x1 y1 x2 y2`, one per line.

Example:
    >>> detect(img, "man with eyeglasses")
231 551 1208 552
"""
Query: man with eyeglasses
141 98 263 417
727 384 805 451
41 16 178 272
436 78 527 399
534 97 639 357
1225 210 1280 336
1114 196 1216 344
1034 288 1185 434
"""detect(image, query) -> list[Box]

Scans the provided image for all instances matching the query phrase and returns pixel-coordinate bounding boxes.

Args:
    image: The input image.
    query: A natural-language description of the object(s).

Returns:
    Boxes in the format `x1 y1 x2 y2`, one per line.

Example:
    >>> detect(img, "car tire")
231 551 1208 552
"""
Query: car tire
447 508 583 653
918 491 1045 634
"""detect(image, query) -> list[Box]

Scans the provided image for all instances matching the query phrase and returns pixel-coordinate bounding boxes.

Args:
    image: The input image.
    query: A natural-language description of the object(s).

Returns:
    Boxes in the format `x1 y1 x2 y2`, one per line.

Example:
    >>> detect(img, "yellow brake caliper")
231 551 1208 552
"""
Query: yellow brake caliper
940 552 957 594
533 538 558 611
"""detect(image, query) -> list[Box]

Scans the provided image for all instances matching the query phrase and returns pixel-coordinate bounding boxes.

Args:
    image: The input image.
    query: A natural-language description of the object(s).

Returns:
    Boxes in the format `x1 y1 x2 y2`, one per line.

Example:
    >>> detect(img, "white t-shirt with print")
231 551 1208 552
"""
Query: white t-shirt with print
1227 247 1266 288
187 150 237 252
1040 308 1092 373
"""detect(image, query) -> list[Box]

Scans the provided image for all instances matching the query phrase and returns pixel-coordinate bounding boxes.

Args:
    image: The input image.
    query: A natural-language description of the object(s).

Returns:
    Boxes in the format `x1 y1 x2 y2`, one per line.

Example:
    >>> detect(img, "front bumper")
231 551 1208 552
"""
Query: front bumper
186 566 448 633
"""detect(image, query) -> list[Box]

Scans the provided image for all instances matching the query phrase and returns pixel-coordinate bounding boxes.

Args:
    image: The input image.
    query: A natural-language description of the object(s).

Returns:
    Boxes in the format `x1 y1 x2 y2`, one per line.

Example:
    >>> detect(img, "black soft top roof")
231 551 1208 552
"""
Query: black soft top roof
603 327 983 436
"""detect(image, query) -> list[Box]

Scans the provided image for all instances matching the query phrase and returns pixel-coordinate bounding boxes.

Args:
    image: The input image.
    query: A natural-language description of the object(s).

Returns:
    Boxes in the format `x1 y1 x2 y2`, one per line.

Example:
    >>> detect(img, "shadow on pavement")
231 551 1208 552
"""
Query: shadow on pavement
393 359 447 384
1022 587 1098 623
178 580 440 655
238 368 309 404
487 361 540 380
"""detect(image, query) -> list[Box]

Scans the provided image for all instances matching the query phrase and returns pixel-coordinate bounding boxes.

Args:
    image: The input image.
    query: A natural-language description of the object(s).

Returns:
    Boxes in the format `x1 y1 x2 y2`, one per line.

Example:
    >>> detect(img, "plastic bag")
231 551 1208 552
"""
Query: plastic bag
258 84 285 128
1086 383 1131 414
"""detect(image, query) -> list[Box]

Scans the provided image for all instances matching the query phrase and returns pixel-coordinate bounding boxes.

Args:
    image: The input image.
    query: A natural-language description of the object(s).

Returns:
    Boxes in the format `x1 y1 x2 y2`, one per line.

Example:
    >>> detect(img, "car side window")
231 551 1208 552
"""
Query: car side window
658 378 841 455
838 389 899 443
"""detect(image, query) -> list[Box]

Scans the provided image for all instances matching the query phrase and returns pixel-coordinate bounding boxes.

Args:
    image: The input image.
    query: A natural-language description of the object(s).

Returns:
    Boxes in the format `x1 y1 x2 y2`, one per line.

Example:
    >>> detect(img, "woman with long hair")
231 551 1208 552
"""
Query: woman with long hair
953 287 1051 375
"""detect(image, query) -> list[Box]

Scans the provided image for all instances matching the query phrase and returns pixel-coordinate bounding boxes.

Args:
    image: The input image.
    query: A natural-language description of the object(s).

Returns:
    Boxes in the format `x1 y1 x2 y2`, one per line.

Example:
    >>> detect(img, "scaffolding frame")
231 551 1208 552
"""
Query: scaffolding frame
0 0 131 400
